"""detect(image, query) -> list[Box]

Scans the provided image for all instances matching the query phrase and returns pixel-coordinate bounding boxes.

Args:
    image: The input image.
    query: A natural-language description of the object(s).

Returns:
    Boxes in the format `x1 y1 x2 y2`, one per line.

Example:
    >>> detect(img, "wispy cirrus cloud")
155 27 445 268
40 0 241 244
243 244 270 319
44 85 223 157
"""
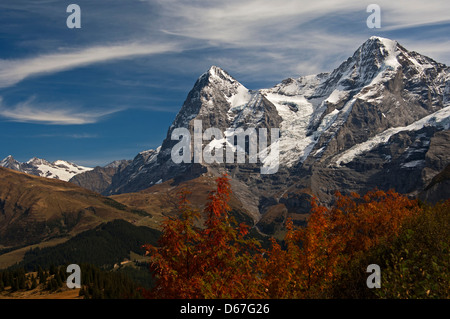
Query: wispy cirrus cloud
156 0 356 45
0 42 181 88
0 96 122 125
149 0 450 77
32 133 99 139
2 0 449 88
154 0 450 44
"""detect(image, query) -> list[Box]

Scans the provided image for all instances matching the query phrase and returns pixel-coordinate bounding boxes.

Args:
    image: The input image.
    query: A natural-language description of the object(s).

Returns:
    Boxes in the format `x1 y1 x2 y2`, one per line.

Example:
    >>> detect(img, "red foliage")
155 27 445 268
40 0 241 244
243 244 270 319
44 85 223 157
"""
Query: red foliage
259 189 420 298
142 177 421 299
142 174 261 299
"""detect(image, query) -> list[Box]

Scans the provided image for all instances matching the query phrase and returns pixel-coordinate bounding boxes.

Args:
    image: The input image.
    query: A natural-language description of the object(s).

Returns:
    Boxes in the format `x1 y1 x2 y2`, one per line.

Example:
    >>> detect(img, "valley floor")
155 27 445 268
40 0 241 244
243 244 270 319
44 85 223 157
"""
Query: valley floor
0 286 81 299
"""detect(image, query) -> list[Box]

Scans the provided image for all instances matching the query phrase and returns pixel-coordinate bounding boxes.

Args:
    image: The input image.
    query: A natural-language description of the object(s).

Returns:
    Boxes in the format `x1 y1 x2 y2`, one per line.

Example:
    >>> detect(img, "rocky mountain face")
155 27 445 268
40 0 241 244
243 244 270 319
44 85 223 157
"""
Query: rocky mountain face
101 37 449 233
68 159 131 194
0 155 93 181
280 36 450 203
419 163 450 204
103 148 161 195
103 66 284 196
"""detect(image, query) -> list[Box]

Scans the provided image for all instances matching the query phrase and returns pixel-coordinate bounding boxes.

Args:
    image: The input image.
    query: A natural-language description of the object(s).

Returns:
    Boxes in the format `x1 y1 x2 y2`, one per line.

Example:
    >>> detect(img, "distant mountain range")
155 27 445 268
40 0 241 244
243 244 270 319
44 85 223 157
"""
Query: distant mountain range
0 155 133 194
0 155 93 181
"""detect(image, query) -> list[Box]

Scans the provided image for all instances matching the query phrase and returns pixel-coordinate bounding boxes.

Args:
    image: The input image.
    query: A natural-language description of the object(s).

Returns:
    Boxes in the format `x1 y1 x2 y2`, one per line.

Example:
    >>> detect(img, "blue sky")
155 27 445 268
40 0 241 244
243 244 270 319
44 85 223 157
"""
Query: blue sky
1 0 449 167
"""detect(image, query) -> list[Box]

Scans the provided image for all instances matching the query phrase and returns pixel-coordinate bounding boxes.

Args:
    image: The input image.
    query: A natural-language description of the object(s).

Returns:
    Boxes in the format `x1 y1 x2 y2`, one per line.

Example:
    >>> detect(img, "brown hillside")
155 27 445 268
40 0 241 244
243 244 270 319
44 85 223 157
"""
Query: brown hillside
111 174 255 227
0 167 155 248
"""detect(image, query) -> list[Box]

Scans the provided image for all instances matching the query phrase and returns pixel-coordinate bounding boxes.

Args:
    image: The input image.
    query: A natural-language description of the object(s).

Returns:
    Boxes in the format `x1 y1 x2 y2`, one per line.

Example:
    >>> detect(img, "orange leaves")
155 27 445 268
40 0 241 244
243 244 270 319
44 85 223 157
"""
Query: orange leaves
258 189 421 298
142 174 262 299
142 180 421 299
238 222 249 237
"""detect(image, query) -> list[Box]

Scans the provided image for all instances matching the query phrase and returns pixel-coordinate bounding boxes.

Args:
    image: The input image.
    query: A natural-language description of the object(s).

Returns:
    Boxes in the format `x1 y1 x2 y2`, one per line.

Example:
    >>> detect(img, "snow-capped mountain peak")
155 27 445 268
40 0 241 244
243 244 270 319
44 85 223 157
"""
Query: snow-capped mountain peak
170 65 254 132
204 65 252 108
206 65 233 80
315 37 402 98
27 157 52 166
0 155 21 170
0 156 93 181
196 65 237 88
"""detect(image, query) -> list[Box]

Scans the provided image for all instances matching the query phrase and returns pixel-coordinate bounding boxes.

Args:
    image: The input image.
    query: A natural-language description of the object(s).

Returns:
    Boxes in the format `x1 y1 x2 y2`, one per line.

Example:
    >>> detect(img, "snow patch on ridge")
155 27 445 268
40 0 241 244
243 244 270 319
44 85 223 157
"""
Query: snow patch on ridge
34 160 93 181
226 84 252 109
335 105 450 166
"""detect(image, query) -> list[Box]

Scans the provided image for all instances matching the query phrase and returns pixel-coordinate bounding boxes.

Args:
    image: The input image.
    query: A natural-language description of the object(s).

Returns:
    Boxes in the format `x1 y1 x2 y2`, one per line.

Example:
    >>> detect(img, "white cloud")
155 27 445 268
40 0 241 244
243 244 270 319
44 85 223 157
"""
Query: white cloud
156 0 357 47
150 0 450 77
32 133 99 139
67 133 99 139
154 0 450 44
0 42 180 88
380 1 450 29
0 96 122 125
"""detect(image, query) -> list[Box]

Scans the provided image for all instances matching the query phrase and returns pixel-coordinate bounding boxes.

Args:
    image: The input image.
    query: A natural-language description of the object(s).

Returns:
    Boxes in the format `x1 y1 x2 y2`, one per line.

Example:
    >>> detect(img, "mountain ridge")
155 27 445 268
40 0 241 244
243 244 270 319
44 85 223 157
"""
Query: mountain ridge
2 37 449 236
104 36 448 192
0 155 93 182
98 36 449 235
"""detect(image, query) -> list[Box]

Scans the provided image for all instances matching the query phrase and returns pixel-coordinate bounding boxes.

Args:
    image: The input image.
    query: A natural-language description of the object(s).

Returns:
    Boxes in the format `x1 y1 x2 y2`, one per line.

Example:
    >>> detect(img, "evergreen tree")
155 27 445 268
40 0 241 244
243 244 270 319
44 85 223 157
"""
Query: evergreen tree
18 272 26 290
79 285 85 297
11 278 19 292
31 275 38 290
55 272 63 288
49 264 57 276
5 271 12 287
37 266 44 284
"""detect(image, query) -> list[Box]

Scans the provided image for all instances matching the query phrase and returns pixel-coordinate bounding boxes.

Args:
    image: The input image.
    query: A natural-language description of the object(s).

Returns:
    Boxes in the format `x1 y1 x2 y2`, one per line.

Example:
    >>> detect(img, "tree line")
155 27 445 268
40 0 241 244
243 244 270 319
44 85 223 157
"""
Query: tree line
0 263 147 299
17 219 161 271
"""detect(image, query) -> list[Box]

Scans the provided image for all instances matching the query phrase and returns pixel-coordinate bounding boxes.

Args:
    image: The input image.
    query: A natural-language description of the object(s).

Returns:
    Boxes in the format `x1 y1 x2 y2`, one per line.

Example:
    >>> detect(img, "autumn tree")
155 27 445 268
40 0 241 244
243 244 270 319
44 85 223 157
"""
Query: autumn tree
142 174 261 299
143 185 208 298
374 200 450 299
259 190 421 298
